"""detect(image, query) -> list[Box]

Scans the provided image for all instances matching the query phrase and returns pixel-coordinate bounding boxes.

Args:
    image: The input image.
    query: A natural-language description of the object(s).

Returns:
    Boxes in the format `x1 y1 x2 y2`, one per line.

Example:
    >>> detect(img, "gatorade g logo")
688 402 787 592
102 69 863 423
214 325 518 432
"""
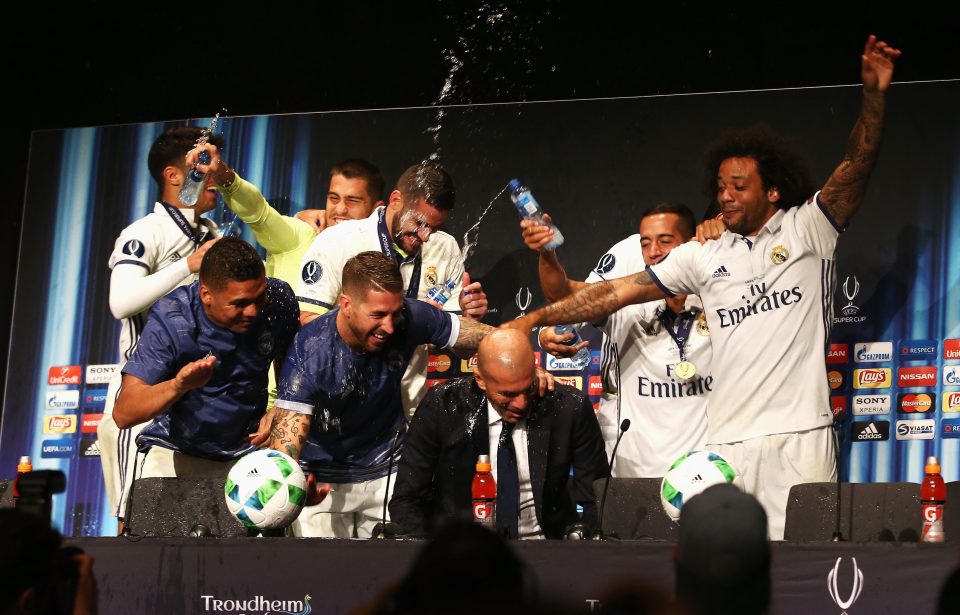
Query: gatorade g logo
473 501 493 520
301 261 323 284
923 503 943 523
594 253 616 275
121 239 145 258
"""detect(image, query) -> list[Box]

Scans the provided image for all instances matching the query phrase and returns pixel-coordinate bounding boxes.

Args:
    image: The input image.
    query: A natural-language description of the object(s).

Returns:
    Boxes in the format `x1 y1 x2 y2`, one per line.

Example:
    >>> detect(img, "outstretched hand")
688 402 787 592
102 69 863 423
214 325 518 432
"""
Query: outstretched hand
862 35 901 93
174 355 216 394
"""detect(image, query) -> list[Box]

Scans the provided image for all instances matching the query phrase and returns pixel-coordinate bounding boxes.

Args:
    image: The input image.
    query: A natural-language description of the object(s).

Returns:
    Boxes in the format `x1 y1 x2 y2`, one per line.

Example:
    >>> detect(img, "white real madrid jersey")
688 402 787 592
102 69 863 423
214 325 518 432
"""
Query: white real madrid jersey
648 194 839 444
600 296 712 477
108 203 218 361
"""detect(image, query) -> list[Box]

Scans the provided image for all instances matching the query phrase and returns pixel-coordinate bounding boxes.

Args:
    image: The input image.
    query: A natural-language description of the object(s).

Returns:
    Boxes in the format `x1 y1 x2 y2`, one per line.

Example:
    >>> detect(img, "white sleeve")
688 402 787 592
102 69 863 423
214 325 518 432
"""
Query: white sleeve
646 241 703 297
586 235 642 283
109 259 191 319
295 231 343 314
792 192 841 258
442 240 466 314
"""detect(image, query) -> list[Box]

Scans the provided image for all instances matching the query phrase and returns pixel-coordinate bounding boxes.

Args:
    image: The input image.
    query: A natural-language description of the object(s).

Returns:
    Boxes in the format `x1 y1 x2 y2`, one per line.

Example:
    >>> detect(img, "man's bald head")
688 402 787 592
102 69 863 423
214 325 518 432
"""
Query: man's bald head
475 330 536 424
477 329 535 380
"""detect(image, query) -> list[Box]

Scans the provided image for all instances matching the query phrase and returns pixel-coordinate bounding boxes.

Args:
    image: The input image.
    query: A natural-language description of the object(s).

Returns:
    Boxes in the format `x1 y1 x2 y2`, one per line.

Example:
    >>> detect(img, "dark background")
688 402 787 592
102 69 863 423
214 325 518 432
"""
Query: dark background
0 1 956 404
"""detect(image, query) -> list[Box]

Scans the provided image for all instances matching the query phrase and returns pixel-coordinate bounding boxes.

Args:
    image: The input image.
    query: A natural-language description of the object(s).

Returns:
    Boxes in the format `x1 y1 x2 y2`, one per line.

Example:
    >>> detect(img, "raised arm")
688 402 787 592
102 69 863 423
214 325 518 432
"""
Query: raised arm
818 35 901 229
502 270 667 334
520 215 588 301
113 356 216 429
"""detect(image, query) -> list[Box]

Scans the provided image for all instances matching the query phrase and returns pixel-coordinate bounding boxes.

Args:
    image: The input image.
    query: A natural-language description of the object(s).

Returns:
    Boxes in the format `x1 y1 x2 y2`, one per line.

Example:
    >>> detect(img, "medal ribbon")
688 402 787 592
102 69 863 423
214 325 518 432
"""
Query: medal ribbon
658 308 696 363
377 207 422 299
161 202 212 248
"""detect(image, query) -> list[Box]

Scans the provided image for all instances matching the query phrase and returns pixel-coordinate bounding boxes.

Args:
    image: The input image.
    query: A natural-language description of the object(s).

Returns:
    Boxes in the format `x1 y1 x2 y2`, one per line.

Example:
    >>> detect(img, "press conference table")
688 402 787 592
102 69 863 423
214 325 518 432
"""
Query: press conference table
70 537 956 614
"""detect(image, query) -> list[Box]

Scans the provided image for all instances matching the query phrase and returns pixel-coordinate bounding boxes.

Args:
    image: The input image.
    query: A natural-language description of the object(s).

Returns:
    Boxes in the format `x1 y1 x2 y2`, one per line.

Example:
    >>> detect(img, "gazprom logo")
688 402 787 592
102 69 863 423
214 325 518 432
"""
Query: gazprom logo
45 390 79 410
944 365 960 386
854 342 892 363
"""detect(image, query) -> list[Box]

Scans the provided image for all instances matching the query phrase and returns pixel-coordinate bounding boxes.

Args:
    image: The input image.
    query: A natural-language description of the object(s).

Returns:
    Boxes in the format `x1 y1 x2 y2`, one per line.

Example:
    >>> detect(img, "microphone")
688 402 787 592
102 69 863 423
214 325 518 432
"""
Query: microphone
372 421 407 539
592 418 630 540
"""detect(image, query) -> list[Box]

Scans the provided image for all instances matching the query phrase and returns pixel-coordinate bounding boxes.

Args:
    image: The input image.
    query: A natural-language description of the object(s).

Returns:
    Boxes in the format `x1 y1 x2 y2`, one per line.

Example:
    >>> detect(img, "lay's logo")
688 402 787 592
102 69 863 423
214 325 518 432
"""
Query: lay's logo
43 414 77 434
943 392 960 413
460 355 479 373
853 368 891 389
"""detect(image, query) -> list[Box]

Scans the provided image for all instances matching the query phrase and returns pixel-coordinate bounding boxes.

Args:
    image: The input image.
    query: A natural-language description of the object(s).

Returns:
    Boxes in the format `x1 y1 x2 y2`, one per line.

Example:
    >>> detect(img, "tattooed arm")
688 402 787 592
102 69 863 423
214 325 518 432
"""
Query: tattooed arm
450 316 496 357
819 35 901 229
501 270 668 334
269 408 311 460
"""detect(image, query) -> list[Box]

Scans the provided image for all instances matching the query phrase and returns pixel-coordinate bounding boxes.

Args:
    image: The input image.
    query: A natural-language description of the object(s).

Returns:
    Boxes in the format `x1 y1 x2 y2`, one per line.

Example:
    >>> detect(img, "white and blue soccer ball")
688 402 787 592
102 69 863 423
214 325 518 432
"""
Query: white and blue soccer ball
225 449 307 530
660 450 738 522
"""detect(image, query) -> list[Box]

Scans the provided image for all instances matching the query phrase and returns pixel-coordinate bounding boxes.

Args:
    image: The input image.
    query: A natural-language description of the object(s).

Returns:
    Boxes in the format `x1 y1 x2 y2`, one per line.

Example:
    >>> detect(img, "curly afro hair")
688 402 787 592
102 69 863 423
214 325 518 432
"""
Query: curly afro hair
701 123 815 211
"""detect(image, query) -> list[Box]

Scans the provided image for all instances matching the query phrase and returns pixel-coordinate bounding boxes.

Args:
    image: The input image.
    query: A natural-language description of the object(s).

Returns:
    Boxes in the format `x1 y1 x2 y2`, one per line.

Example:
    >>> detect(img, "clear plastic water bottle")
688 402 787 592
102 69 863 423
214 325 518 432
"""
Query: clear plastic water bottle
179 150 211 206
554 324 591 368
508 179 564 250
427 279 458 307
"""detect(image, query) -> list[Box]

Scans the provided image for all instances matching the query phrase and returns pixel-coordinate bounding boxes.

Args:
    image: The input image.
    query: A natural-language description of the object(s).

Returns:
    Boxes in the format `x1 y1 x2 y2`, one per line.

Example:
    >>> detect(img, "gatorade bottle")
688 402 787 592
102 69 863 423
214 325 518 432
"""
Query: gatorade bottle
472 454 496 530
921 455 946 543
13 455 32 504
508 179 564 250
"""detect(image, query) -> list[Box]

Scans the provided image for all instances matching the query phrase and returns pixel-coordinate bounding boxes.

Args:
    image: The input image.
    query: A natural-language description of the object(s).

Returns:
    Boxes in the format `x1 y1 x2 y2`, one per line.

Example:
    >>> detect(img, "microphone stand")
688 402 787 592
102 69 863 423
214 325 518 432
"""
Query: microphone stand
592 418 631 540
373 422 406 539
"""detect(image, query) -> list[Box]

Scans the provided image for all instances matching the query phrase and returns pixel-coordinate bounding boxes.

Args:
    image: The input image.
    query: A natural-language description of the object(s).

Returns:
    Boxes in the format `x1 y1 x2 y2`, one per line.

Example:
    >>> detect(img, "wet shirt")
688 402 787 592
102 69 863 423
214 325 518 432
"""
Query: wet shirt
125 279 299 460
275 298 459 483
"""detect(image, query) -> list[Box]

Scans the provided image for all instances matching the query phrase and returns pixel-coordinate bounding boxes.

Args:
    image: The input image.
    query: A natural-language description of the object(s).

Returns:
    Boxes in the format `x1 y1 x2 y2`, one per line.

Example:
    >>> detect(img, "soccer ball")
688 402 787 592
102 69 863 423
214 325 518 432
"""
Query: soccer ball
660 450 738 522
224 449 308 530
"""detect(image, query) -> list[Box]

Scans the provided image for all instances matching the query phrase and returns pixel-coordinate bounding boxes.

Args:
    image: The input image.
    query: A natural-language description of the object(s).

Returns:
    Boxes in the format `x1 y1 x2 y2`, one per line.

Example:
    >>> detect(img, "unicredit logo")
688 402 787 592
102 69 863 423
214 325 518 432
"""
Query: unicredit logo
945 339 960 359
47 365 81 385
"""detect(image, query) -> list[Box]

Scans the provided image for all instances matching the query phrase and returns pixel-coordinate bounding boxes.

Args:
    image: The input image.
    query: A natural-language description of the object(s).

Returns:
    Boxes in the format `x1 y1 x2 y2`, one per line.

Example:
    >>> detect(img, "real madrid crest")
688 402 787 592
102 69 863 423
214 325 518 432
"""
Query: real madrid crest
696 313 709 336
258 332 275 357
425 265 439 288
770 245 789 265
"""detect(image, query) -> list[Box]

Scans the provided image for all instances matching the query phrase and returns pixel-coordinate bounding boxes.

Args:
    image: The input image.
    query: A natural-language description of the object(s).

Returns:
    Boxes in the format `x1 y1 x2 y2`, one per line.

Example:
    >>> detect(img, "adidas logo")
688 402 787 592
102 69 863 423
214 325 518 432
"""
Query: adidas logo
82 441 101 457
857 423 883 440
711 266 731 278
246 468 261 478
691 474 703 482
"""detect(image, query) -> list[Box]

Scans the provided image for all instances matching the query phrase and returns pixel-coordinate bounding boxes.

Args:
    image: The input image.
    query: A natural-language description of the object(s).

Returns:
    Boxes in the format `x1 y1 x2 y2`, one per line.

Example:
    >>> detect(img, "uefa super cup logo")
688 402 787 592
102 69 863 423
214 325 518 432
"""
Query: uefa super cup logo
515 286 532 317
841 276 861 316
827 557 864 614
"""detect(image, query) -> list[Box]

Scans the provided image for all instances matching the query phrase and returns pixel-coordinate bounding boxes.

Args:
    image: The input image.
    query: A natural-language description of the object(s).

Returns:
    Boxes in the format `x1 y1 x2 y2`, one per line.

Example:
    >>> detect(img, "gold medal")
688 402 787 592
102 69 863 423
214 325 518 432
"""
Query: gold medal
675 361 697 381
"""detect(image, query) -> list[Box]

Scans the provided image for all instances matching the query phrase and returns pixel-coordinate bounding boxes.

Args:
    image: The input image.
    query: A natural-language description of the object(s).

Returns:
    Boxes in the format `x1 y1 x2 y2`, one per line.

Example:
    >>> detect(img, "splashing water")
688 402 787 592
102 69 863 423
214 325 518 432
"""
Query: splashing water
461 183 510 265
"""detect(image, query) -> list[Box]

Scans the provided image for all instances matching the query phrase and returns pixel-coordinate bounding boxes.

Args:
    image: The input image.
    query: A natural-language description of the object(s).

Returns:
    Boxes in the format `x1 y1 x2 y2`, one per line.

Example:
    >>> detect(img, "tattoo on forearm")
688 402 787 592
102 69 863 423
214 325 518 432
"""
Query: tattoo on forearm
820 91 886 226
453 318 495 353
540 280 624 326
271 408 309 460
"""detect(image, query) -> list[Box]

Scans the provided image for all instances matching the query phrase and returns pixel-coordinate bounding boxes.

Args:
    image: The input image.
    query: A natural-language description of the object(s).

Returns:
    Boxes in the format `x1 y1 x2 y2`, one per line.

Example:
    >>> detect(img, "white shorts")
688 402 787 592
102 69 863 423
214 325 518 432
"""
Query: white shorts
97 373 145 520
710 425 836 540
291 474 391 538
136 446 236 480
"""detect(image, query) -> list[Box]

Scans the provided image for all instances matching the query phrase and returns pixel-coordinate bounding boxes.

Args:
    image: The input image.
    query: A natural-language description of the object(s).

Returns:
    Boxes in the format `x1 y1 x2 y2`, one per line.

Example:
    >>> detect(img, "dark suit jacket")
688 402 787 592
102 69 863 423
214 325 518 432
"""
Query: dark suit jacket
389 378 609 539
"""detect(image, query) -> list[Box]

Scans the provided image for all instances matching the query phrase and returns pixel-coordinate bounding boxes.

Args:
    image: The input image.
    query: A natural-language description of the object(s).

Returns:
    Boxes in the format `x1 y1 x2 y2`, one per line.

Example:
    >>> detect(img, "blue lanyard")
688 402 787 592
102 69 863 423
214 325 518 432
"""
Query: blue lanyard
657 307 696 363
376 208 422 299
161 202 212 248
